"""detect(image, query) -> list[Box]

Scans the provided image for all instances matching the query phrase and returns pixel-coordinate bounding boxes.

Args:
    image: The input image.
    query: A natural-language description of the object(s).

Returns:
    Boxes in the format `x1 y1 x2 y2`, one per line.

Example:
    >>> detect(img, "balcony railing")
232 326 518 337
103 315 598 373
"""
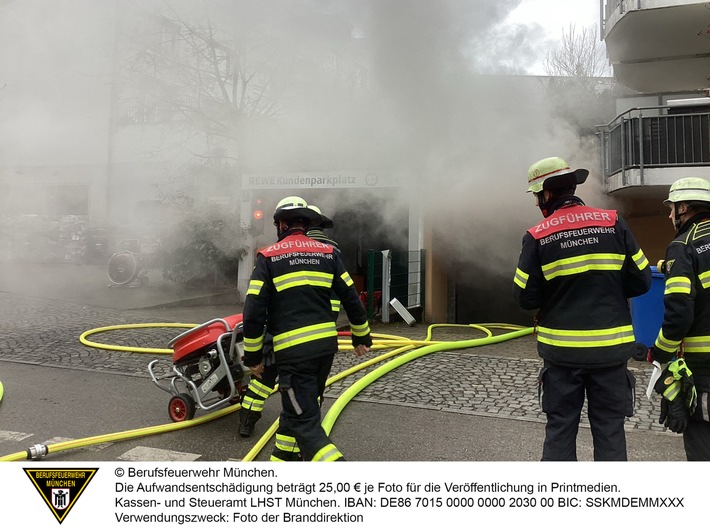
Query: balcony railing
597 105 710 185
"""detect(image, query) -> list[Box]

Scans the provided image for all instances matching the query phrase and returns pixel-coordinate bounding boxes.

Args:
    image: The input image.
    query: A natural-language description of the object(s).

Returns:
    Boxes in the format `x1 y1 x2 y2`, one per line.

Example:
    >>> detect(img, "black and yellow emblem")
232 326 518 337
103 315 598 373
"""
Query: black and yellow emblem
24 468 98 524
665 259 675 274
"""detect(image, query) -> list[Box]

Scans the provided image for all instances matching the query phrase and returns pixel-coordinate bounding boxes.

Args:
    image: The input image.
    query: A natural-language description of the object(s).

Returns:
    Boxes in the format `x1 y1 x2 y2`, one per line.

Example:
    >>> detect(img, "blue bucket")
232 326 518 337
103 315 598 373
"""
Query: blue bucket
630 266 665 348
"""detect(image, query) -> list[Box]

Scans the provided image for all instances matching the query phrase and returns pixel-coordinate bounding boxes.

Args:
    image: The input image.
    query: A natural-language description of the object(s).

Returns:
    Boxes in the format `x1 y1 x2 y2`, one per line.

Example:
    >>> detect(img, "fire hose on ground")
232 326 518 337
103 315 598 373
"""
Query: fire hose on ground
0 322 533 462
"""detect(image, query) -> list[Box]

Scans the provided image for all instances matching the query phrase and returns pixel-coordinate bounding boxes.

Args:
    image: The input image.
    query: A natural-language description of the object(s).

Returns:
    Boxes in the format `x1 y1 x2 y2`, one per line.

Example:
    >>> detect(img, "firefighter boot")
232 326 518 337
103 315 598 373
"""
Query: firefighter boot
238 408 261 438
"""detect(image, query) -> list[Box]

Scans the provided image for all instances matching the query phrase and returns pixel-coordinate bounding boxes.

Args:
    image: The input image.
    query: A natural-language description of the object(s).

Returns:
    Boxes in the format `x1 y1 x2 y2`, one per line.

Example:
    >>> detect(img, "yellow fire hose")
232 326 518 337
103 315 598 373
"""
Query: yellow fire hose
79 323 196 355
322 326 534 436
0 322 532 462
242 323 533 461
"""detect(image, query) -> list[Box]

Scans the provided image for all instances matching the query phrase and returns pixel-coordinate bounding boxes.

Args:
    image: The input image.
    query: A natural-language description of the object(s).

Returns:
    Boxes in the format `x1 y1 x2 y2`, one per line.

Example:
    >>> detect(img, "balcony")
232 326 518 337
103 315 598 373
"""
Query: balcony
601 0 710 93
597 100 710 194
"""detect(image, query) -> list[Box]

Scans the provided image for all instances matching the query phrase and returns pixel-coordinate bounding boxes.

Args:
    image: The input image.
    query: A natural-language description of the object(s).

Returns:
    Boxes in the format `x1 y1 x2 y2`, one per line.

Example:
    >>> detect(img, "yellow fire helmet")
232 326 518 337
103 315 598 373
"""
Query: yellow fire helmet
663 177 710 206
527 156 589 193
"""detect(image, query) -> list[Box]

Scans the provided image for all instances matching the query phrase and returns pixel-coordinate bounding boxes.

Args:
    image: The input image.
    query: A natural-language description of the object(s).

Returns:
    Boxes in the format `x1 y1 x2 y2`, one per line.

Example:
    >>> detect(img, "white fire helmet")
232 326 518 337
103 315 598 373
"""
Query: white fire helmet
272 196 323 226
663 177 710 206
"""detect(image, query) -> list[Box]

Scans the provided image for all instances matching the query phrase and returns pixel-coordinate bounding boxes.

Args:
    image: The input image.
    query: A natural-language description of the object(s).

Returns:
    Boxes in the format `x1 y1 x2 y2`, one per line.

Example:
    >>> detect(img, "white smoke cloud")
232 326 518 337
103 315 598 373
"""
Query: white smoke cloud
0 0 611 320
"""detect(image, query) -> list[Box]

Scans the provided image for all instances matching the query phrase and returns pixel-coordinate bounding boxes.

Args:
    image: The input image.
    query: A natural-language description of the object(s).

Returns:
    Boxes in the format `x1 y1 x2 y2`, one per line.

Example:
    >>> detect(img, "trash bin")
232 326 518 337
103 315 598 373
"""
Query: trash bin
630 266 665 347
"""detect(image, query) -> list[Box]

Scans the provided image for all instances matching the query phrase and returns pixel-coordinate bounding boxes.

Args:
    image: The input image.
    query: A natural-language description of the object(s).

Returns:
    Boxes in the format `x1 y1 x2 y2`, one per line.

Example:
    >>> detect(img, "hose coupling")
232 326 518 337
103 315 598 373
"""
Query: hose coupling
27 443 48 460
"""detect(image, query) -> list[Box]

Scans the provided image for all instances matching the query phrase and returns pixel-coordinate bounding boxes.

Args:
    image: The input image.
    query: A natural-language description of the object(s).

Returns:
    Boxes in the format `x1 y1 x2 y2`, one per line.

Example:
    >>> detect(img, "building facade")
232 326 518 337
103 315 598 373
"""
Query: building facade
597 0 710 262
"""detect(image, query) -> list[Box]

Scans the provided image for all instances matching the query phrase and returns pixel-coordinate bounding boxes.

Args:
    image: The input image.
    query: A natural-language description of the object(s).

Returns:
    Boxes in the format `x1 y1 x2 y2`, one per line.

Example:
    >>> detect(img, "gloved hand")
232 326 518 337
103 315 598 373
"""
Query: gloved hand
658 396 690 433
654 358 697 433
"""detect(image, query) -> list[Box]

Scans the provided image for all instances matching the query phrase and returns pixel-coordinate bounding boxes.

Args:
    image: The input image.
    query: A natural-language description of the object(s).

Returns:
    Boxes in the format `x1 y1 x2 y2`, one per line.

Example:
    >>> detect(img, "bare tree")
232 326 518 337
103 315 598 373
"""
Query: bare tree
544 24 611 78
109 3 362 285
117 7 290 170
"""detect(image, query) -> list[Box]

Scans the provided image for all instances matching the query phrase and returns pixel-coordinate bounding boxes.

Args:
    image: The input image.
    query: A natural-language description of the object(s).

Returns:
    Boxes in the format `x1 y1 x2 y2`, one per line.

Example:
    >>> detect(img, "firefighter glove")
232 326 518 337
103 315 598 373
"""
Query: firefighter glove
654 359 697 433
658 396 689 433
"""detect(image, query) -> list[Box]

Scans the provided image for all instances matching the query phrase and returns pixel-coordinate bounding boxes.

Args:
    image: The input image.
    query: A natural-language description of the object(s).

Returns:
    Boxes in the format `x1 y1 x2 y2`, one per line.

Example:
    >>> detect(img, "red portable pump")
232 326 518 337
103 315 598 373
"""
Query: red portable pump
148 314 250 422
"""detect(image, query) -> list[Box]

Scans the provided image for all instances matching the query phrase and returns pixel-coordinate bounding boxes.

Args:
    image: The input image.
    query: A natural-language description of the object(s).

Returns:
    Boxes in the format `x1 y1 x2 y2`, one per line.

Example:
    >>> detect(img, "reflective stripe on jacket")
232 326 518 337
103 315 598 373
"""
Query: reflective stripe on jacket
513 203 651 368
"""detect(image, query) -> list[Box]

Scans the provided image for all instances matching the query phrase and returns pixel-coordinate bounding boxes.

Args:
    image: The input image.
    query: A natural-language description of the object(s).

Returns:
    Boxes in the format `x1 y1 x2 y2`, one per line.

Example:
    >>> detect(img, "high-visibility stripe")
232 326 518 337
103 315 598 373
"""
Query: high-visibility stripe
350 322 371 337
654 330 681 353
662 380 681 401
683 335 710 352
536 325 634 347
664 276 691 295
312 443 343 462
632 249 649 270
341 272 354 286
243 333 265 353
241 396 265 412
270 456 284 462
248 380 274 398
542 253 625 280
699 270 710 289
273 271 333 292
514 268 529 289
331 299 341 313
272 322 337 351
274 434 300 453
247 279 264 296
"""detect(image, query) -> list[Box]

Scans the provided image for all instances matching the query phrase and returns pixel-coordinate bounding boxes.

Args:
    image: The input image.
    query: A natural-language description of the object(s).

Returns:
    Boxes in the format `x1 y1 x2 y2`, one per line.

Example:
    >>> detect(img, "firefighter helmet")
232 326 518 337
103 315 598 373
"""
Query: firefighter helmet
527 156 589 193
663 177 710 206
273 196 322 226
308 205 334 229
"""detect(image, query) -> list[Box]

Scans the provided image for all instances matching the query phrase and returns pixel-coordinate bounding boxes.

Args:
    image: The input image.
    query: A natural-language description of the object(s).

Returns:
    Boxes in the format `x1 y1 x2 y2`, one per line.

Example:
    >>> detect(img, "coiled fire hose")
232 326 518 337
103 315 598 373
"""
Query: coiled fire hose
0 323 532 462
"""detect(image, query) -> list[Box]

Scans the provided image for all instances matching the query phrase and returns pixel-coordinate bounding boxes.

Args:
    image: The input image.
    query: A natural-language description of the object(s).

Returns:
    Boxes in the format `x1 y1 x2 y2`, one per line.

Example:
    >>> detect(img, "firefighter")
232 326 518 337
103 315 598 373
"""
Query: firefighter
242 196 371 461
237 205 340 438
647 177 710 459
513 156 652 461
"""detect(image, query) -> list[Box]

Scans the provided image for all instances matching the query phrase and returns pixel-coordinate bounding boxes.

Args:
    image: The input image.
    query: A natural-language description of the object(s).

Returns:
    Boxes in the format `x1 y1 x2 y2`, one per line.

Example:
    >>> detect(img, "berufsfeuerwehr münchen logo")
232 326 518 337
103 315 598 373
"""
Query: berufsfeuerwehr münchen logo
24 468 98 524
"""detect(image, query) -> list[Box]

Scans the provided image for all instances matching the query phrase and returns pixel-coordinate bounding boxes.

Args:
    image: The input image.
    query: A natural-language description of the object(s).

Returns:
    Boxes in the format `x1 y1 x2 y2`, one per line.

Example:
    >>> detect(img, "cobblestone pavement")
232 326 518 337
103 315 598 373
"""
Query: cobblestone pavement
0 292 672 438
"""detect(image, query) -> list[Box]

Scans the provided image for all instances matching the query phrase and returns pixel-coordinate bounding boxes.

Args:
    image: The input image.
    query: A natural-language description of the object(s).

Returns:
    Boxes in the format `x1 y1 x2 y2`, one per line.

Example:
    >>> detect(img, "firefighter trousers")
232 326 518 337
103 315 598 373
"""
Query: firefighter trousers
271 355 344 462
539 362 634 461
240 364 278 424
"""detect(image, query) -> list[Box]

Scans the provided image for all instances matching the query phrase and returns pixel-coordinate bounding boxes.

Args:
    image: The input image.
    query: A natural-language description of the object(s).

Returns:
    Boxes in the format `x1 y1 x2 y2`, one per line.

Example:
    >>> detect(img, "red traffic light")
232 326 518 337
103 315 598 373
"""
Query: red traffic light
253 209 264 220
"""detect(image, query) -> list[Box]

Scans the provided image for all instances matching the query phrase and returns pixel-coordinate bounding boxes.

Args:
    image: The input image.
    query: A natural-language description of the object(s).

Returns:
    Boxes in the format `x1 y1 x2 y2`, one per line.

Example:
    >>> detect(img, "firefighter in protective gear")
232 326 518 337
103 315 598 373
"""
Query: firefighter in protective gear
513 156 652 461
242 196 372 461
238 204 340 438
648 177 710 459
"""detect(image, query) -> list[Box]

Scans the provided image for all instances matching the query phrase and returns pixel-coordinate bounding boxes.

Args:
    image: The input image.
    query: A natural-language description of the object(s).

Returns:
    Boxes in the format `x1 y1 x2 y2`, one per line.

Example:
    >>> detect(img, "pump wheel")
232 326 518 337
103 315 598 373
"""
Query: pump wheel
168 393 196 422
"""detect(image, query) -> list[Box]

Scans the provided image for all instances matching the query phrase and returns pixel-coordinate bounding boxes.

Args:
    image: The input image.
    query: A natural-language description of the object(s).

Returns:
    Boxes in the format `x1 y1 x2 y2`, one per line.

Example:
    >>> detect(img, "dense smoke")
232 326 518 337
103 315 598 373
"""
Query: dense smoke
0 0 612 320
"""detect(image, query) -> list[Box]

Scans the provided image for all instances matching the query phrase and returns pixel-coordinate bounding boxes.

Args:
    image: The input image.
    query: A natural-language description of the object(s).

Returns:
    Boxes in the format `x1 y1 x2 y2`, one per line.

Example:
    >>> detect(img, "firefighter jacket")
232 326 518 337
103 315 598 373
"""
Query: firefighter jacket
513 199 651 368
652 213 710 377
242 232 371 367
